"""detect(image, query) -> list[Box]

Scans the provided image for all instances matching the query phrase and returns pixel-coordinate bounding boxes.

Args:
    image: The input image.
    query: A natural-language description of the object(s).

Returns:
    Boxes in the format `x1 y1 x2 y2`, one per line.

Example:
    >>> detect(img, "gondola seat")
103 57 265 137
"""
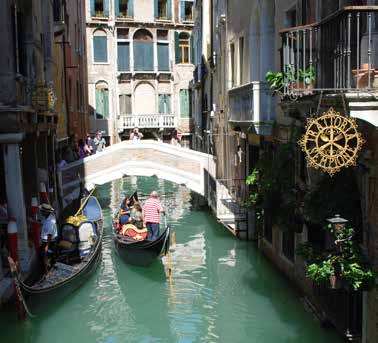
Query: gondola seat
78 221 97 258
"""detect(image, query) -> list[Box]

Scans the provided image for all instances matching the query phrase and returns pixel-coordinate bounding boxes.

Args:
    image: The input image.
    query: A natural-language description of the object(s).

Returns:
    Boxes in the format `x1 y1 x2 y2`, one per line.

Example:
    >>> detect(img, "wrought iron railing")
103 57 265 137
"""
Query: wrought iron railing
118 114 178 129
280 6 378 96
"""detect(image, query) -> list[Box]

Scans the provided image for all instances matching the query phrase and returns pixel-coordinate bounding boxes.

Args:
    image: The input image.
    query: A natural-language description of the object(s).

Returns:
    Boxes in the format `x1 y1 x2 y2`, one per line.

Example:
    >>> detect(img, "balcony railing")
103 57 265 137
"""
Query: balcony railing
118 114 178 130
281 6 378 96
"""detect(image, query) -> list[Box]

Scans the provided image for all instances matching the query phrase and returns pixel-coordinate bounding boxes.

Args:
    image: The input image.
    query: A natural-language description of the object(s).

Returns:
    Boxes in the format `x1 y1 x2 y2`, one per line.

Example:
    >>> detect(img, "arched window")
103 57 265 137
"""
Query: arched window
176 32 190 64
133 29 154 71
93 30 108 63
95 81 109 119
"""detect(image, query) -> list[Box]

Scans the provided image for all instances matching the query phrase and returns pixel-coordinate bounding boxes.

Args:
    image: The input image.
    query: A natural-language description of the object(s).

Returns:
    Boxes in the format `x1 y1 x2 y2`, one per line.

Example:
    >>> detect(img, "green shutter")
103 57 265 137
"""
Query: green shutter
115 0 119 16
95 88 104 119
129 0 134 17
94 36 107 62
154 0 158 18
180 90 189 118
190 34 194 64
158 43 169 71
158 95 164 114
90 0 95 16
104 0 109 17
167 0 172 19
103 89 109 118
180 0 185 21
118 42 130 71
175 31 180 64
134 42 153 71
166 94 171 113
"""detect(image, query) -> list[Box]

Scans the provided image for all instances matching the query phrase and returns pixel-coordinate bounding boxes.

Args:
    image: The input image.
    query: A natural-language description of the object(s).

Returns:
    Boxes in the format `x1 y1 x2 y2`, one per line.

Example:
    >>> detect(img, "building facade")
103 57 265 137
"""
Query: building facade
193 0 378 341
85 0 195 145
0 0 89 303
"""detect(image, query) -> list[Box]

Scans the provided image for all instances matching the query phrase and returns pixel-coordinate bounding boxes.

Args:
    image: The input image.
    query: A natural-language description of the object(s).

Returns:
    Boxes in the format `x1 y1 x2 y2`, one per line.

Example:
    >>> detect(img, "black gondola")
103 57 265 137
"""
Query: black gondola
10 194 103 314
113 192 170 267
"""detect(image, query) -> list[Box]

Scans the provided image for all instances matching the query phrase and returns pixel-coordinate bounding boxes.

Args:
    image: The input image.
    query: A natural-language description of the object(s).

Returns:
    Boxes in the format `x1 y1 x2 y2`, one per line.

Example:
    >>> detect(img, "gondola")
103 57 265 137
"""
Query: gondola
9 192 103 315
112 192 170 267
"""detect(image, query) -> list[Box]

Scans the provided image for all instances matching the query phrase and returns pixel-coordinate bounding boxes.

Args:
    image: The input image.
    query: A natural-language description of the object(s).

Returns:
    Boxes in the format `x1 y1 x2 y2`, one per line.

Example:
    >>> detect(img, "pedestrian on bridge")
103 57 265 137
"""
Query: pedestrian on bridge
130 127 143 142
143 191 165 240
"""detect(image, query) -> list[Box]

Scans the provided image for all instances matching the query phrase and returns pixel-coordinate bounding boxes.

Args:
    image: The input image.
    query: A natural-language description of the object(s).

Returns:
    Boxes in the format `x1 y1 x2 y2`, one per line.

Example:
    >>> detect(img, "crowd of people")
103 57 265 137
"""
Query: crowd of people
57 131 106 169
118 191 165 241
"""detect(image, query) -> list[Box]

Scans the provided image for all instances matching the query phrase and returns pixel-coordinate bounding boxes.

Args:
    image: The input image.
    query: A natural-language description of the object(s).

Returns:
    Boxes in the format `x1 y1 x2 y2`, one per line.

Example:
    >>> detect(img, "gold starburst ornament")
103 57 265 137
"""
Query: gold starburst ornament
298 107 365 176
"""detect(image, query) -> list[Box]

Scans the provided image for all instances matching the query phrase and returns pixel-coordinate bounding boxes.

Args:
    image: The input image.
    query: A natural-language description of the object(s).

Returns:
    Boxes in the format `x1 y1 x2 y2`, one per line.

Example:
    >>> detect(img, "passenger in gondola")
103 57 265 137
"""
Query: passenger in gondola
40 203 58 272
119 196 131 226
129 202 144 229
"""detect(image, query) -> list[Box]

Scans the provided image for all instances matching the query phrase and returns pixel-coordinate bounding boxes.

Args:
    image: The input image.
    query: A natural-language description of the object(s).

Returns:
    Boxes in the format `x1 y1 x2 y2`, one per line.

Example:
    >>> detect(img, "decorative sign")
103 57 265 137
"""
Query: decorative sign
32 82 57 112
298 107 365 176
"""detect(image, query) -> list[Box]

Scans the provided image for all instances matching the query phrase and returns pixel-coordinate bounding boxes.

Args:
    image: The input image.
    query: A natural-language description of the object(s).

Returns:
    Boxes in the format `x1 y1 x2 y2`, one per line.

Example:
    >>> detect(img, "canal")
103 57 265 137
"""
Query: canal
0 176 342 343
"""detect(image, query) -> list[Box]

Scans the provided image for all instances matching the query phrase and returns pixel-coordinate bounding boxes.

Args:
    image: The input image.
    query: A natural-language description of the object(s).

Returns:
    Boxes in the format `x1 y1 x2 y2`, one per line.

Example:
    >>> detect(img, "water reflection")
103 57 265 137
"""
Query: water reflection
0 176 342 343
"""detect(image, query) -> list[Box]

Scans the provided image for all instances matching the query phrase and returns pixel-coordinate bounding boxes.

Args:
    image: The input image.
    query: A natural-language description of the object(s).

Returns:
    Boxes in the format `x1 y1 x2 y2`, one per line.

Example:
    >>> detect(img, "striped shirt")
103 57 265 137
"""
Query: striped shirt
144 198 162 224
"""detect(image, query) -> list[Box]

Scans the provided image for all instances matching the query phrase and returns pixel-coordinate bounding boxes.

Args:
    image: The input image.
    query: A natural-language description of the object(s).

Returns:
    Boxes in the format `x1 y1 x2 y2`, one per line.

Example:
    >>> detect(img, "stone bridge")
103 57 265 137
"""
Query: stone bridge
57 140 216 206
58 140 249 238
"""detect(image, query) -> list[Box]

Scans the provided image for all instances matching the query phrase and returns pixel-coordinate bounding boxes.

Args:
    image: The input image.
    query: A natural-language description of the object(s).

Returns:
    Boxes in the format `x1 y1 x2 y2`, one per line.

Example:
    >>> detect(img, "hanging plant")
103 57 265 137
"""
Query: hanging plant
298 225 376 291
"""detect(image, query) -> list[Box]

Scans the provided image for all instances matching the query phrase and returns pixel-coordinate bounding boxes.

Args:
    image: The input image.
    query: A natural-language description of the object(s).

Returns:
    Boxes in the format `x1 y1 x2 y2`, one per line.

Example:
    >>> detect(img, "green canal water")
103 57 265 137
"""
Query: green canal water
0 177 342 343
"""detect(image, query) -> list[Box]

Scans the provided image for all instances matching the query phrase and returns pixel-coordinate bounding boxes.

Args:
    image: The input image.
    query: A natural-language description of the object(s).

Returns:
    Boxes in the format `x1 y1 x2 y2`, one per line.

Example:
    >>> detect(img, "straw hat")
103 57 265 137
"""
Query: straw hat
39 203 55 213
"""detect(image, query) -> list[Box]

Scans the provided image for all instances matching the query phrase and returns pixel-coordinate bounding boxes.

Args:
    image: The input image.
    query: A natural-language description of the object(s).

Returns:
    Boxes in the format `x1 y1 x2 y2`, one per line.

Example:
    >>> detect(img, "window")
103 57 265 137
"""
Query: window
117 42 130 71
157 30 168 40
155 0 171 20
90 0 109 17
93 31 108 63
119 94 131 115
179 89 192 118
117 28 129 39
158 94 171 114
116 0 133 17
239 37 244 85
180 0 194 21
133 29 154 71
230 43 235 87
158 43 169 71
95 82 109 119
176 32 190 64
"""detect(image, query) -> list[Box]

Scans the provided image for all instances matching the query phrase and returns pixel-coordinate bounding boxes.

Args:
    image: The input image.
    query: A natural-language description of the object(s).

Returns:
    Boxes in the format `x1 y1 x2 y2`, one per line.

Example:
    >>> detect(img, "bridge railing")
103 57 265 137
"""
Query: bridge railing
118 114 178 130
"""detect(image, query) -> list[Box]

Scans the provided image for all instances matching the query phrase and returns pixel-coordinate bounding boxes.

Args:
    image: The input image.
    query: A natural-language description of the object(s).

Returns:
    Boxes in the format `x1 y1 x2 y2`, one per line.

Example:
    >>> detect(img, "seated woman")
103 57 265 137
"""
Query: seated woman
129 202 143 224
119 203 147 241
119 196 131 226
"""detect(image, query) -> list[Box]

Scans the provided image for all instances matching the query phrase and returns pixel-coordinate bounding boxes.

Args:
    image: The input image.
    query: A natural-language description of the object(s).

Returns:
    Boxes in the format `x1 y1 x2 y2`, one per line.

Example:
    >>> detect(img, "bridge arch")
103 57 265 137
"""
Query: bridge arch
58 140 216 206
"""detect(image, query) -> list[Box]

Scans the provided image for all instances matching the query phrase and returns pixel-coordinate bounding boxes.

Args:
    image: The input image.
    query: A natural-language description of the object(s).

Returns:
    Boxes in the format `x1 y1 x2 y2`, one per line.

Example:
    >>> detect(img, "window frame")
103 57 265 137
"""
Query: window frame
93 31 109 64
157 0 169 20
95 82 110 120
178 33 190 64
181 0 194 22
118 0 130 18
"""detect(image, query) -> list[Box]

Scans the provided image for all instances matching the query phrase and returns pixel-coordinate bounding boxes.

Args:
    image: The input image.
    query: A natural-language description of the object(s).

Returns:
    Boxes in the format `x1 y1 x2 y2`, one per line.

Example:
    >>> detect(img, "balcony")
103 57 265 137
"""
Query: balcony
118 114 178 130
280 6 378 96
228 81 273 135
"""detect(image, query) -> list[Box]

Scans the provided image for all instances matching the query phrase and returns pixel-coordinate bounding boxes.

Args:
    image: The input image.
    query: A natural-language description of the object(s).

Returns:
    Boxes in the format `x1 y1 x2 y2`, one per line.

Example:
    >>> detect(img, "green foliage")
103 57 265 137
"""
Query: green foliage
244 141 303 232
299 225 376 291
265 67 315 92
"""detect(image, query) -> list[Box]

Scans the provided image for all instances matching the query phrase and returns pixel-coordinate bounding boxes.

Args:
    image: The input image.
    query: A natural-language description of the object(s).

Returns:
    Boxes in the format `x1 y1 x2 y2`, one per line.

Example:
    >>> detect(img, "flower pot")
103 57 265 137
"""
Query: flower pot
289 81 314 95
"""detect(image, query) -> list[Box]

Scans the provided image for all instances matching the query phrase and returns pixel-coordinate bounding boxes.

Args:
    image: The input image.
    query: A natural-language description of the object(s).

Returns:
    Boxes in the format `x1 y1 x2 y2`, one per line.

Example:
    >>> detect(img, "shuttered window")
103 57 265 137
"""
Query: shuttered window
93 35 107 63
180 0 194 22
155 0 172 19
95 87 109 119
179 89 192 118
158 43 169 71
134 42 153 71
158 94 171 114
115 0 133 17
176 32 191 64
91 0 109 17
117 42 130 71
119 94 132 115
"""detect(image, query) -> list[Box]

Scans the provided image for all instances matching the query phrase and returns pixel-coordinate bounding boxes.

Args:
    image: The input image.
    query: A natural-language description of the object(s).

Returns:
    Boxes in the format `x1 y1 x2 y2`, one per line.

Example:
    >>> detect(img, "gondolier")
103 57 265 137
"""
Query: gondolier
39 203 58 272
143 191 165 240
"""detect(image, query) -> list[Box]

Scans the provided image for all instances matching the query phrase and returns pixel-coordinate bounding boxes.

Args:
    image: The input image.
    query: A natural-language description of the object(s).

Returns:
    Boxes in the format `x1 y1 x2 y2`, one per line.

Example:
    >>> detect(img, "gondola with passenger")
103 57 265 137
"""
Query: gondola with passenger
112 192 170 267
8 191 103 315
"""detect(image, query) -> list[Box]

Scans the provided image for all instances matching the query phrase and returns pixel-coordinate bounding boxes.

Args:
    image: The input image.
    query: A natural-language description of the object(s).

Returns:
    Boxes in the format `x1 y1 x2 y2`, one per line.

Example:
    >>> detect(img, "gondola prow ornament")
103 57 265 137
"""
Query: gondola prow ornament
298 107 365 176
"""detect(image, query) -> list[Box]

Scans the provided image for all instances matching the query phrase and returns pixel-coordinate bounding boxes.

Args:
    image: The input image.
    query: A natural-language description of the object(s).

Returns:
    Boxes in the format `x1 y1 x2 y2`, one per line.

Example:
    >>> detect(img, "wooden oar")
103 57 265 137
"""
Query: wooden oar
74 187 96 217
